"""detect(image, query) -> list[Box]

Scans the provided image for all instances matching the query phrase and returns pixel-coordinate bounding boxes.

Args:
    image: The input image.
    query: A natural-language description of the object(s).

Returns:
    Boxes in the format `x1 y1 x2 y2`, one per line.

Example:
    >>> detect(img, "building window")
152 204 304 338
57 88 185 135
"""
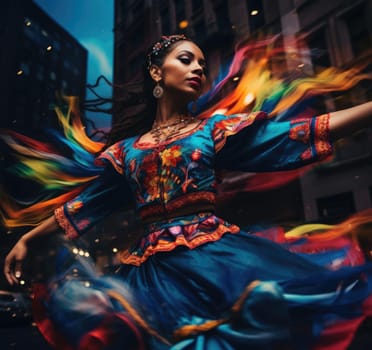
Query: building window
192 0 203 13
307 28 331 73
193 19 205 39
175 0 186 24
50 71 57 81
160 7 171 34
247 0 265 33
214 2 230 33
317 192 355 224
343 3 372 58
35 64 45 81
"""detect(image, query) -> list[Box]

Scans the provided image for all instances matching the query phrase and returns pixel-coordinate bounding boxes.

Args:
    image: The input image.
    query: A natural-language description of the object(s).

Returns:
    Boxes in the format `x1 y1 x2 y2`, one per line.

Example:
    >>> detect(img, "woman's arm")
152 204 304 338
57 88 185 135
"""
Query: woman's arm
329 101 372 140
4 215 60 285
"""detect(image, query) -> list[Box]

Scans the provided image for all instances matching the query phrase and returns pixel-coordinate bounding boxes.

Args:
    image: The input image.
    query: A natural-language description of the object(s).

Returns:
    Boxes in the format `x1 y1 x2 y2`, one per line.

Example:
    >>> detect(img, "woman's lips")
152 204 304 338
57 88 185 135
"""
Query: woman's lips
187 78 202 89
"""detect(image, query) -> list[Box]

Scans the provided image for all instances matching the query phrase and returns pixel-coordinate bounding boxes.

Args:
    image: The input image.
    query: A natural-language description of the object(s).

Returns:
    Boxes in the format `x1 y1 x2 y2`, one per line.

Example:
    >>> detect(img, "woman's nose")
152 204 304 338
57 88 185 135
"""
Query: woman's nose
192 65 203 76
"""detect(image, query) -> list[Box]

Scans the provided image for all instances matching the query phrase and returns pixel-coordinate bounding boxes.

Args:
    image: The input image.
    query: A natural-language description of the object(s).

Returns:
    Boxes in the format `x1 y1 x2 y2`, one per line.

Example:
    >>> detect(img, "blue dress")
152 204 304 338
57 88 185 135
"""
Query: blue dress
34 112 372 350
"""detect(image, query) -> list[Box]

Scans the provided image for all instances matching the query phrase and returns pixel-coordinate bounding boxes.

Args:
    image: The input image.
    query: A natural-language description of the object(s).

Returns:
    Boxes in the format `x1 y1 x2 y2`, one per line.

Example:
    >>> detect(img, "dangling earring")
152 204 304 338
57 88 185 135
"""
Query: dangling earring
153 82 163 98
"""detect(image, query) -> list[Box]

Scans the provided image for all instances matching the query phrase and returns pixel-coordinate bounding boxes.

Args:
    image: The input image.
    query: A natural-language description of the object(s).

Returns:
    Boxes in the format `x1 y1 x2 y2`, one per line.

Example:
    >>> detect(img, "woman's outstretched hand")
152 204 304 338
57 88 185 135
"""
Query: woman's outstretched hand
3 215 61 285
4 238 28 285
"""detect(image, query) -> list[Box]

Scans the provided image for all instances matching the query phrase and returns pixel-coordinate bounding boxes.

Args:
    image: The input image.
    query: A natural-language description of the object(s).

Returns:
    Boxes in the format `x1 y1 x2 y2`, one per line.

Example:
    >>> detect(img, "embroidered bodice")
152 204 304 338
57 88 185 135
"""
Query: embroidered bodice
55 112 332 265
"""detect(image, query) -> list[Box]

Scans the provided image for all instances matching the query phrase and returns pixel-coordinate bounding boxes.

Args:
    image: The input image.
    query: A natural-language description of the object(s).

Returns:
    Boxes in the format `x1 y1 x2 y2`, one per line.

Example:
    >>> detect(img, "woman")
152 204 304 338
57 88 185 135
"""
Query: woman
3 35 372 350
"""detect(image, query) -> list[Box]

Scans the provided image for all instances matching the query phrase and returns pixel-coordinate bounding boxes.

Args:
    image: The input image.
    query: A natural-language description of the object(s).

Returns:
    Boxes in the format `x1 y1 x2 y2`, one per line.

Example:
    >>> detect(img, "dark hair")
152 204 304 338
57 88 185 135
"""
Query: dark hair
105 36 192 146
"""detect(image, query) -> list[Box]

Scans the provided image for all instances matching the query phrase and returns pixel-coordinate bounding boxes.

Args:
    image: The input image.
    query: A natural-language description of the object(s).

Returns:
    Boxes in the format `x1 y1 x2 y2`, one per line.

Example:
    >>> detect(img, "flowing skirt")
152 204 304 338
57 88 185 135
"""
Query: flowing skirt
32 228 372 350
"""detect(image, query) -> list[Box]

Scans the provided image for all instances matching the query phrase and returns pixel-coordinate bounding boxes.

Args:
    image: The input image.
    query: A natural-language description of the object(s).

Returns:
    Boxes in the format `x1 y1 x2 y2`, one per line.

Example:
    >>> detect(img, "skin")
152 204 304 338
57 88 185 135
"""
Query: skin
3 40 372 285
139 41 207 143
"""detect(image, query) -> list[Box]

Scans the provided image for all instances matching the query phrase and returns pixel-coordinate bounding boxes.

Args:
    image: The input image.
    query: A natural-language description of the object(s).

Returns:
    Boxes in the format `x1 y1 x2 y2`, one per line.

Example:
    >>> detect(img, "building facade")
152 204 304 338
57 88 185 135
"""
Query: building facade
0 0 87 133
288 0 372 223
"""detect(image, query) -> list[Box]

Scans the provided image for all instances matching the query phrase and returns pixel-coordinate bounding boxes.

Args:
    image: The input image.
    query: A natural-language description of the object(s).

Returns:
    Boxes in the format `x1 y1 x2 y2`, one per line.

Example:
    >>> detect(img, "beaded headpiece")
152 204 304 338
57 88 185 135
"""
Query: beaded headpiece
146 34 188 70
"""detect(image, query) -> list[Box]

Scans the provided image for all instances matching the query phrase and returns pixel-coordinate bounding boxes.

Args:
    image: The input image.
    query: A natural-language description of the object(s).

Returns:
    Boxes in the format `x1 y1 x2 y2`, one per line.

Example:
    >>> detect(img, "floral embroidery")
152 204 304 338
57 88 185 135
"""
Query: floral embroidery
95 142 127 174
129 159 136 173
139 191 216 223
295 114 331 161
120 214 240 266
66 199 83 214
128 143 206 204
142 152 158 175
76 218 91 231
314 113 332 158
160 145 182 167
190 149 202 161
300 148 313 161
138 152 160 202
214 112 266 152
57 113 333 263
143 176 160 201
54 206 79 239
289 121 311 144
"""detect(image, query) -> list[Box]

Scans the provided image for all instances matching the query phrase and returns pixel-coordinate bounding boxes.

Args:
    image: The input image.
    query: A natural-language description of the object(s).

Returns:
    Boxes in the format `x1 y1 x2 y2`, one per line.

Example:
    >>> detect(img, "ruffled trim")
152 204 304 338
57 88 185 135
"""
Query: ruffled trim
120 220 240 266
54 206 79 239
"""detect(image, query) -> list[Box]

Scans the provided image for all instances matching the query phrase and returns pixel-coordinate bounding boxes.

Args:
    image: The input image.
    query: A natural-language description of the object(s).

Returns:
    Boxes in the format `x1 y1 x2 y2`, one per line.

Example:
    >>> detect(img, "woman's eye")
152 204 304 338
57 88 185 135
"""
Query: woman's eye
179 57 191 64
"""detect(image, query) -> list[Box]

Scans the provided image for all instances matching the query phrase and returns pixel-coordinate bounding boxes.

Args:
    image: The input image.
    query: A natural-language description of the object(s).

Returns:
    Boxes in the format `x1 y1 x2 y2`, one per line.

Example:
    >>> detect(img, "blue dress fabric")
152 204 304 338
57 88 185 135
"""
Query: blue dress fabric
36 112 372 350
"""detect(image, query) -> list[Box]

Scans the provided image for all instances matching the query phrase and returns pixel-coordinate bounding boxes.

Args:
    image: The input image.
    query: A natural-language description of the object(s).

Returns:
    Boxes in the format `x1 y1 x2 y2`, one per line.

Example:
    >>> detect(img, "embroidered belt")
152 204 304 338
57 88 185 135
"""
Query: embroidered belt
139 191 216 224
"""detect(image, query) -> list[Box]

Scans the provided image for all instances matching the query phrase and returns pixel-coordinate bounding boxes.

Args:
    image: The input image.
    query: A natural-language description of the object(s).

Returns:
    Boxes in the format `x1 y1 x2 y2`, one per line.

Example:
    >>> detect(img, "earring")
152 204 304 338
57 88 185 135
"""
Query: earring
153 82 163 98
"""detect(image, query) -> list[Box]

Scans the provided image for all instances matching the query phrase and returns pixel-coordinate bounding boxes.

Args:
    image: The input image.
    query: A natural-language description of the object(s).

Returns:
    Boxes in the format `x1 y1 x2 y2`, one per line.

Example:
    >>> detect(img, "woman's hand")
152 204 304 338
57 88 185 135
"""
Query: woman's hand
4 238 28 285
3 215 61 285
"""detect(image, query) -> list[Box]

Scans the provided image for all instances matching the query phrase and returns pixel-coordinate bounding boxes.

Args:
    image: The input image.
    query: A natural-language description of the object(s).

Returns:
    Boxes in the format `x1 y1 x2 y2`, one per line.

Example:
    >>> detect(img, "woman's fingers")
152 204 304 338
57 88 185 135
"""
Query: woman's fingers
4 254 23 285
3 239 28 286
4 258 17 285
4 267 13 285
14 261 22 278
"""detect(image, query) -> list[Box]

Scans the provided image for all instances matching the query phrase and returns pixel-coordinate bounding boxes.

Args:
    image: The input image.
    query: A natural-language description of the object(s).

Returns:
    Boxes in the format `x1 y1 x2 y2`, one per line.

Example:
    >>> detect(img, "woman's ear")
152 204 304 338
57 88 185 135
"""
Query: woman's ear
149 65 162 82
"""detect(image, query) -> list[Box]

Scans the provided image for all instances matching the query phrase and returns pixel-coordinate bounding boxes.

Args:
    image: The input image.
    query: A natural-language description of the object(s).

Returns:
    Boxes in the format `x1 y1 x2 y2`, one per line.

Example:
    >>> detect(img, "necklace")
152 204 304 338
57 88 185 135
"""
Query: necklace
150 115 195 143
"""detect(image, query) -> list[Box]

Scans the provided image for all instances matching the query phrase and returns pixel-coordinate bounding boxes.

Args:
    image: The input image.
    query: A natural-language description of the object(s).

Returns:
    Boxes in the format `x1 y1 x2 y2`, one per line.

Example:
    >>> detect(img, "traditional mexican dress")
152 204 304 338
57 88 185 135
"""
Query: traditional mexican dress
34 112 372 350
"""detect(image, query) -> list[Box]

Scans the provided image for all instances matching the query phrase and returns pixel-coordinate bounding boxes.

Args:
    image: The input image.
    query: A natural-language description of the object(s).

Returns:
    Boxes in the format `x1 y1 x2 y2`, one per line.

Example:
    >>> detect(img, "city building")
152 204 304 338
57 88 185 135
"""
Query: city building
113 0 372 229
287 0 372 225
0 0 88 132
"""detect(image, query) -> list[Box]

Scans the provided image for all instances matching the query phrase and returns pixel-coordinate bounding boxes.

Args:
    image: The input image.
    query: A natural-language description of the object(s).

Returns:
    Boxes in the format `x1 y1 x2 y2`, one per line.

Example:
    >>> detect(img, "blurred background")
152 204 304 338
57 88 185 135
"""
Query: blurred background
0 0 371 348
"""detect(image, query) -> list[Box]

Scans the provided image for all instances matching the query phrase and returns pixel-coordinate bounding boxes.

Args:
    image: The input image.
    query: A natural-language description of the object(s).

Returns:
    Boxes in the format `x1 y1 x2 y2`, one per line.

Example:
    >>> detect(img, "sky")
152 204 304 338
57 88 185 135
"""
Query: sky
34 0 114 130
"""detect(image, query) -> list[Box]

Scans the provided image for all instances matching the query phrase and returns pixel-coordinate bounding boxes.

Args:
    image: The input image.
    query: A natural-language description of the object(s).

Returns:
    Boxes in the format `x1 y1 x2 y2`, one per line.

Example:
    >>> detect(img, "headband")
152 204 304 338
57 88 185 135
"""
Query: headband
146 34 188 70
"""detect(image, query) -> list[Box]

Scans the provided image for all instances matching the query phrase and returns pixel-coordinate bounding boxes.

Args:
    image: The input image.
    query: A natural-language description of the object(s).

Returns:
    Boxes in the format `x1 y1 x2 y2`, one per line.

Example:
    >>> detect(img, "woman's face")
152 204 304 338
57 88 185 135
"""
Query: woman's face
159 41 207 100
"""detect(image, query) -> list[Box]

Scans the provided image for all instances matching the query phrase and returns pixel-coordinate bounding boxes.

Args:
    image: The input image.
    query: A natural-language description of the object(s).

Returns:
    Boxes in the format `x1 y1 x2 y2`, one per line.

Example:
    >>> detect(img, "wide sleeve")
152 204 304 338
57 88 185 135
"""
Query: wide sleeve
214 112 333 172
54 141 133 239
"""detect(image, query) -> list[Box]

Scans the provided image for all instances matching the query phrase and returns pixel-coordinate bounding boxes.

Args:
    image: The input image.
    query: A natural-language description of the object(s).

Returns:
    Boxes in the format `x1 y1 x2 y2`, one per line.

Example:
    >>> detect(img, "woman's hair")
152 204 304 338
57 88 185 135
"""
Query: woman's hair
105 35 190 146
